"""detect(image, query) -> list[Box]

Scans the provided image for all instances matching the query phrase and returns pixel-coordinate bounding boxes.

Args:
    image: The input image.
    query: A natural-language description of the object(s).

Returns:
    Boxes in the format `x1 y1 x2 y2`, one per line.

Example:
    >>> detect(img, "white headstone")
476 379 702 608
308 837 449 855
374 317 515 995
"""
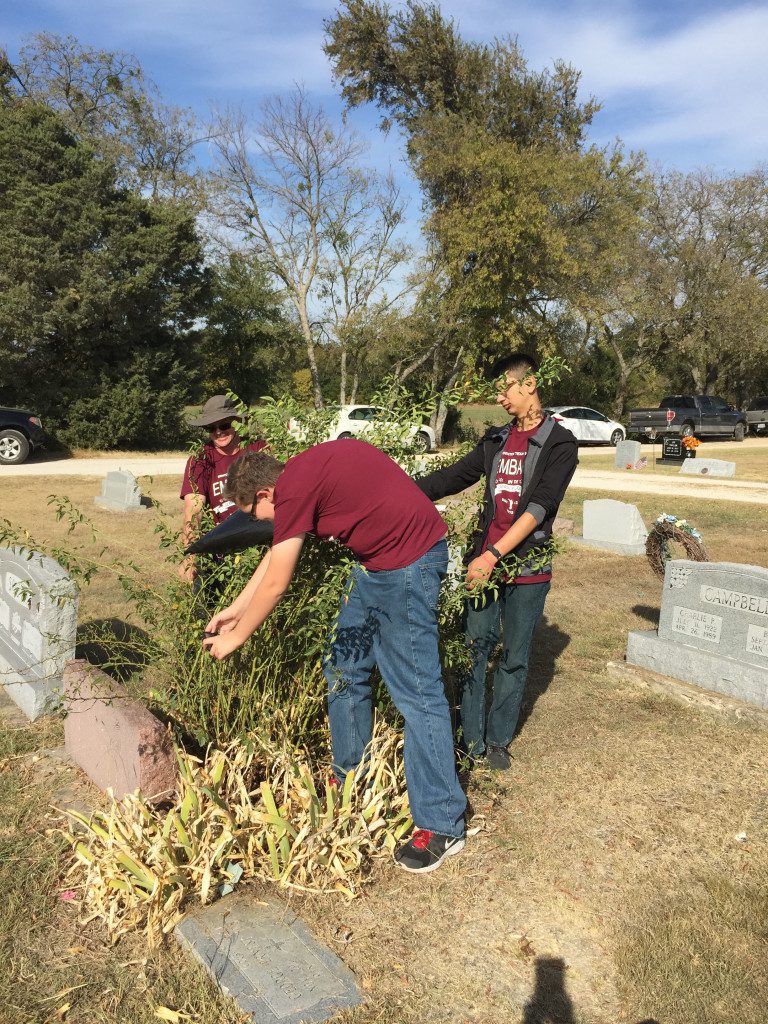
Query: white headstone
0 547 78 719
571 499 648 555
615 439 642 469
680 458 736 479
627 560 768 709
94 470 146 512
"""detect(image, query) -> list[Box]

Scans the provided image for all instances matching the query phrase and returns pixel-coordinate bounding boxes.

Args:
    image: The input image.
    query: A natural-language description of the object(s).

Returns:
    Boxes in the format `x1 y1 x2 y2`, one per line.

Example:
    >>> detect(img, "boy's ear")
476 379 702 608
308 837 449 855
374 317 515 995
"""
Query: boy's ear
257 486 275 501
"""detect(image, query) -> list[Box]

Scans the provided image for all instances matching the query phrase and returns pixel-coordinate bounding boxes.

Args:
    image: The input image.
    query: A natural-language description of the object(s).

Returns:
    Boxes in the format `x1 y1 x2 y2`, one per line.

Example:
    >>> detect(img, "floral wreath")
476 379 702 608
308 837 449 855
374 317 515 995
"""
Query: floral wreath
646 513 708 578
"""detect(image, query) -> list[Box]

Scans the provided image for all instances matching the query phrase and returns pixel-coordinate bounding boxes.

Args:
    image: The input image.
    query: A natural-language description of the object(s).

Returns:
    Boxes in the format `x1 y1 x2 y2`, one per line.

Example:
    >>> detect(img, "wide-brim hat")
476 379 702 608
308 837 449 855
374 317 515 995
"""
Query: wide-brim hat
190 395 242 428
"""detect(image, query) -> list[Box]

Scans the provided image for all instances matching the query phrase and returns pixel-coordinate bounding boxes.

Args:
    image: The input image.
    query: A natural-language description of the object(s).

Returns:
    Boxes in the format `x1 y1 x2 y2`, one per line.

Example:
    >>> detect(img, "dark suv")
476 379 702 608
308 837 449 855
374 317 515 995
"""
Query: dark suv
0 407 46 464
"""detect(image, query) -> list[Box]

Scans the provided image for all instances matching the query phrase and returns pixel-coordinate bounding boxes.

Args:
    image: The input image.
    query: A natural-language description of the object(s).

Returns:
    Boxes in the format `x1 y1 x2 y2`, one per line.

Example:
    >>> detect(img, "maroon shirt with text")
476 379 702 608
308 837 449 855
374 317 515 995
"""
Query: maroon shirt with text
180 441 267 525
271 439 447 571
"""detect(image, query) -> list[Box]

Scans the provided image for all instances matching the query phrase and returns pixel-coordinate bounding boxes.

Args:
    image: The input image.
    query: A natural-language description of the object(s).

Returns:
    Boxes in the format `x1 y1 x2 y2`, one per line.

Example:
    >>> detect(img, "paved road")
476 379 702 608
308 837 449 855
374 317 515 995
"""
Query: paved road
2 450 766 504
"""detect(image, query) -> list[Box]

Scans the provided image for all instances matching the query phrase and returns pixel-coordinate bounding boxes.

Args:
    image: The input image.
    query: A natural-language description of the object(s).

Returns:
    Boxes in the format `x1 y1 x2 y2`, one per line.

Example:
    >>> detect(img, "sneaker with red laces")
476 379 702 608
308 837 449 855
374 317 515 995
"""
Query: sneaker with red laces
394 828 465 873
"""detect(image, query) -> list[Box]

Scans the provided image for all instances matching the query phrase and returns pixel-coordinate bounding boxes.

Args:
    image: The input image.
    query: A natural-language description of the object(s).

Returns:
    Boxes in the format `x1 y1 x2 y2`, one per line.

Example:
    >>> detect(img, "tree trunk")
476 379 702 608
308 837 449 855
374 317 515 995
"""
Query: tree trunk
431 345 464 447
339 345 347 406
296 300 323 409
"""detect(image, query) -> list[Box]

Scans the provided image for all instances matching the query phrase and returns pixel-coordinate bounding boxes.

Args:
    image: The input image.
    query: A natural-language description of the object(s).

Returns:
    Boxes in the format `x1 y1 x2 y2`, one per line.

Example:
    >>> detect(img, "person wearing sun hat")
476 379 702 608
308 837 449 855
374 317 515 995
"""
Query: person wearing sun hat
178 395 268 583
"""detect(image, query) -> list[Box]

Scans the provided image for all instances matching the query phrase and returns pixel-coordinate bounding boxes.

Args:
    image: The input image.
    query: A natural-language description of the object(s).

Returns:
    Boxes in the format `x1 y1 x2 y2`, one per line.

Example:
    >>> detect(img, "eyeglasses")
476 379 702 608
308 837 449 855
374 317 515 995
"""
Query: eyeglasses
208 420 234 433
246 489 261 521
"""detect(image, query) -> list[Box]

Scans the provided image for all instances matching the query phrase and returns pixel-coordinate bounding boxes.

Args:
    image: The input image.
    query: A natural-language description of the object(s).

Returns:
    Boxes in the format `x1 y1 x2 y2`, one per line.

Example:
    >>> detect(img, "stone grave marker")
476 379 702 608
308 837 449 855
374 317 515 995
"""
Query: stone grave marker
659 436 695 465
176 895 363 1024
680 458 736 479
94 470 146 512
614 439 642 469
627 560 768 709
0 547 78 719
571 499 648 556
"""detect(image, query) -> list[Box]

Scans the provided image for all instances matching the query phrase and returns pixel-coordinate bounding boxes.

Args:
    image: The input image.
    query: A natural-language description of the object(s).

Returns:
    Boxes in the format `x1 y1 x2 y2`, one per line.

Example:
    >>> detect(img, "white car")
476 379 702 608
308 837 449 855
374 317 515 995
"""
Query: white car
333 405 436 452
546 406 626 446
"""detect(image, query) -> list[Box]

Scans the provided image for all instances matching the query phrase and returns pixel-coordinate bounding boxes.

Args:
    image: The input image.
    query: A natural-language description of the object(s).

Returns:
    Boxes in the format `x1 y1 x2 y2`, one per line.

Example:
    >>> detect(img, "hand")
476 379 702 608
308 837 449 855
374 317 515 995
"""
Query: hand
178 559 197 584
203 630 245 660
466 554 495 590
205 607 240 635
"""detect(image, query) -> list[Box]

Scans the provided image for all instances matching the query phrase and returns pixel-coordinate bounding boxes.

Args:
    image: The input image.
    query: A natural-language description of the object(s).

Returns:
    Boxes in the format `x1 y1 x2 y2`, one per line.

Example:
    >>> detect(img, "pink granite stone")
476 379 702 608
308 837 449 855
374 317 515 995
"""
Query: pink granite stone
63 660 176 801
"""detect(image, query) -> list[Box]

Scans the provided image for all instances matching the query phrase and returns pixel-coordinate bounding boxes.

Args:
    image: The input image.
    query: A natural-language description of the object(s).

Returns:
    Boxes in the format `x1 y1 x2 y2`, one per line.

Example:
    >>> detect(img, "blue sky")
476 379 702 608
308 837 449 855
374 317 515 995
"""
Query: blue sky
4 0 768 234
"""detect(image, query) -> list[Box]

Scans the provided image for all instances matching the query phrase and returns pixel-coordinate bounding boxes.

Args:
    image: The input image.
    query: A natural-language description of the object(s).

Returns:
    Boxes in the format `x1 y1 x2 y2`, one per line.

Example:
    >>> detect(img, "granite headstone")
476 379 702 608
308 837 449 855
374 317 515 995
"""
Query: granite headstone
659 436 695 465
627 560 768 709
571 499 648 556
680 458 736 479
176 895 363 1024
0 547 78 719
615 439 642 470
94 470 146 512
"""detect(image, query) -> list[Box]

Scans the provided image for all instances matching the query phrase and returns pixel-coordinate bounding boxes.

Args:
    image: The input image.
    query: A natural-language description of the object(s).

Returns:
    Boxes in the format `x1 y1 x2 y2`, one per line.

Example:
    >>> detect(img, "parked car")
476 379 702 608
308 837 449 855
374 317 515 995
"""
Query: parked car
289 405 437 452
746 397 768 435
628 395 747 441
545 406 626 446
0 406 46 465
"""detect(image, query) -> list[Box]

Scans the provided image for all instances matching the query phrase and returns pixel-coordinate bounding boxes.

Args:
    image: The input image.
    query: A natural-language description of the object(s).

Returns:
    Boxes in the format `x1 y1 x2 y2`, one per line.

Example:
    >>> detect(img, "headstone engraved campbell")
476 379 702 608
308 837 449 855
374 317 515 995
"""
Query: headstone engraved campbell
627 560 768 709
614 439 643 470
94 470 147 512
176 895 363 1024
680 458 736 479
0 547 78 719
571 499 648 556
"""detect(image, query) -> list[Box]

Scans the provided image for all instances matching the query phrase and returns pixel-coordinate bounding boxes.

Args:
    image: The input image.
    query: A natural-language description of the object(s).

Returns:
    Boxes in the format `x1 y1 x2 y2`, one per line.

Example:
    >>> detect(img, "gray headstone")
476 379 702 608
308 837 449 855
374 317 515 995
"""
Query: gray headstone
94 470 146 512
614 439 642 469
571 499 648 555
176 895 363 1024
0 547 78 719
680 458 736 479
626 560 768 709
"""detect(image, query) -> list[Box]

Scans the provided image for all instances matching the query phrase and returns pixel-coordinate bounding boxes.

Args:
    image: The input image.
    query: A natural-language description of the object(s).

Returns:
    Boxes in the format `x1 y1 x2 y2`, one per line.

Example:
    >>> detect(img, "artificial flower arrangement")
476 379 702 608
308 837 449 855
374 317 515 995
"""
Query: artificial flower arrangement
646 513 707 577
682 435 701 451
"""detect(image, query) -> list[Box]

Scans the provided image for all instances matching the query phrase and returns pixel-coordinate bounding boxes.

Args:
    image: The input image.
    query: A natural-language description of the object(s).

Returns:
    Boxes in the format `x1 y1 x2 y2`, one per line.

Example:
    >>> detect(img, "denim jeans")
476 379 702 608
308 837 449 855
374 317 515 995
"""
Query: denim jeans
323 539 466 838
461 580 551 755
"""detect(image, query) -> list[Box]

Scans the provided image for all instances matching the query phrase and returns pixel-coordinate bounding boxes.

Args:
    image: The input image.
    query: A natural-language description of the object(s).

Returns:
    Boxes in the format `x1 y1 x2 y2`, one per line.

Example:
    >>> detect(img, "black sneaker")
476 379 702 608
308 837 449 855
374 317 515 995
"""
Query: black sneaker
394 829 465 873
487 745 511 770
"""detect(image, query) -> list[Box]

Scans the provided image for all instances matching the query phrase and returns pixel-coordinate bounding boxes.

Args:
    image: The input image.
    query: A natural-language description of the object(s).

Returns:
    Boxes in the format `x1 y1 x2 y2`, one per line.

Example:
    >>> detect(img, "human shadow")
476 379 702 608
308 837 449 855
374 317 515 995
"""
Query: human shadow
522 957 575 1024
631 604 660 626
515 616 571 735
75 618 151 682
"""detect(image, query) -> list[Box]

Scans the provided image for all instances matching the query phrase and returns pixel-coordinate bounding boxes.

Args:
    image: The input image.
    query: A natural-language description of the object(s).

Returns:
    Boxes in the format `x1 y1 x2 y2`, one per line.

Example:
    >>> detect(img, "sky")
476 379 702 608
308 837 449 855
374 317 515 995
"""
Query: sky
4 0 768 235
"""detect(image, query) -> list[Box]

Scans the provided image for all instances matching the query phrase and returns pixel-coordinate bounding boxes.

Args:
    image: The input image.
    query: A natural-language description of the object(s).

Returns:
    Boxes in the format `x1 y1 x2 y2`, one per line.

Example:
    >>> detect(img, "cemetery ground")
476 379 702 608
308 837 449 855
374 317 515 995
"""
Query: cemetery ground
1 475 767 1024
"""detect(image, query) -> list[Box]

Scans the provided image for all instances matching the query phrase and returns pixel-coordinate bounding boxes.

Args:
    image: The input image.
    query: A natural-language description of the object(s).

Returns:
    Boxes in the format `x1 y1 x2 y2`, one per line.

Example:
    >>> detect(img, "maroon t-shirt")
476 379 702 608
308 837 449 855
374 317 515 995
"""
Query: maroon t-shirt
180 441 267 525
271 439 447 571
484 421 551 585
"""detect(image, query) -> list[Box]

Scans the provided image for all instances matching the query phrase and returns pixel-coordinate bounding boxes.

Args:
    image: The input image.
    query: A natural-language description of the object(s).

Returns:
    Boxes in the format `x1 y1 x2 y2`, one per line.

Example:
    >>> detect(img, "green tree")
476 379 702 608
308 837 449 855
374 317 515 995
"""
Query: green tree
0 102 208 447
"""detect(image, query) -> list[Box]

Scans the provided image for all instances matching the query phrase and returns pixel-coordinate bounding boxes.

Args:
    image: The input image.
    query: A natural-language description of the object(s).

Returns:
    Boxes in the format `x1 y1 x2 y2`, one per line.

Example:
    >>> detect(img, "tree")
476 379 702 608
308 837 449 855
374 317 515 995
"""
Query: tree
0 102 208 446
210 88 407 409
1 32 207 207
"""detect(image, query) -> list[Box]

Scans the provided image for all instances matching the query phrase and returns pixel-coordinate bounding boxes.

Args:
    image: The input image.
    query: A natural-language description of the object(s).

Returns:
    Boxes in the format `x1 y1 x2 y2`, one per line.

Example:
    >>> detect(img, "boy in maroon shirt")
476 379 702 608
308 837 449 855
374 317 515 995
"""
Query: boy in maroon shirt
203 439 467 873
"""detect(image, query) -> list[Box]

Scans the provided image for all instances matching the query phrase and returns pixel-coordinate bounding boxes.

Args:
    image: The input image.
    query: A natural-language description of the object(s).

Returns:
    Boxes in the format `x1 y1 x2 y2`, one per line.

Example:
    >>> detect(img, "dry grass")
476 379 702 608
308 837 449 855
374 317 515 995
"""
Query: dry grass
1 476 767 1022
575 436 768 483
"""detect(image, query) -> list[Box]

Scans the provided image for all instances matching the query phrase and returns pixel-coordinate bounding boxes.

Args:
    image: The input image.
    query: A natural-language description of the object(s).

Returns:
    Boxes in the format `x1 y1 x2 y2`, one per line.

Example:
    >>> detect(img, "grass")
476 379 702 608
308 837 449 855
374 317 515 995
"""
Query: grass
576 436 768 483
1 474 767 1022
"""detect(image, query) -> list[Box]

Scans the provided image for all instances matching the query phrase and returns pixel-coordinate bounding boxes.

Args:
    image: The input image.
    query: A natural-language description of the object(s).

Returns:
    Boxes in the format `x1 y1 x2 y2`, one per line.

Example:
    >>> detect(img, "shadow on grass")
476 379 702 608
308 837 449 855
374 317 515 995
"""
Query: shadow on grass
631 604 660 626
521 957 660 1024
75 618 151 682
517 616 571 735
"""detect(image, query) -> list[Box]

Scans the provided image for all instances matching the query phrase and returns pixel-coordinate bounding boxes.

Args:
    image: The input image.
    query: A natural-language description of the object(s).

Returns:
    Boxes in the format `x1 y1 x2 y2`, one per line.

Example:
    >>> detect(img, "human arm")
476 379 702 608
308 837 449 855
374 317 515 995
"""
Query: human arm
466 512 539 588
413 440 487 501
203 536 305 659
204 549 274 635
178 492 206 582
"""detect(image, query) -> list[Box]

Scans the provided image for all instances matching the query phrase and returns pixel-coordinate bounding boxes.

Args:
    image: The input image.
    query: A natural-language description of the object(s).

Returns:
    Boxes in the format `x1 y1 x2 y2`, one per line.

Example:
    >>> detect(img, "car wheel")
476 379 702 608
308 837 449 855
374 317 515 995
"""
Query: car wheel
0 429 30 465
414 431 431 453
610 429 624 446
680 422 695 438
337 431 354 440
733 423 745 442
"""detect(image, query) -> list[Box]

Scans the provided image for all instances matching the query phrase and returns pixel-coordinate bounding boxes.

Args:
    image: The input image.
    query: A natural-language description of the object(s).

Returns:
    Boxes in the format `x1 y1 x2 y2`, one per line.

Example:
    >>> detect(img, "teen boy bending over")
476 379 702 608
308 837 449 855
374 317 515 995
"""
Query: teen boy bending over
416 353 578 770
203 440 467 873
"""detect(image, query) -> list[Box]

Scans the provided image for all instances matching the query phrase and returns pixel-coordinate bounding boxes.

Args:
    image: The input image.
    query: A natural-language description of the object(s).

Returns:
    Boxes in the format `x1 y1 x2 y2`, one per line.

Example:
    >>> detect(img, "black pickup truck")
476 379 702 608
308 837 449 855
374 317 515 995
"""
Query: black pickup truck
628 395 748 441
746 397 768 435
0 407 46 464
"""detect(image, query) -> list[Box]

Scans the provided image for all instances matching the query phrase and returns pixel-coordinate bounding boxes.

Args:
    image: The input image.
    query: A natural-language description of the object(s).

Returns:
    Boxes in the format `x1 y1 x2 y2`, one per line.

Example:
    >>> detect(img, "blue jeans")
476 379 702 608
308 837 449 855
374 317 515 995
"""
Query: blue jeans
461 580 551 755
323 539 466 838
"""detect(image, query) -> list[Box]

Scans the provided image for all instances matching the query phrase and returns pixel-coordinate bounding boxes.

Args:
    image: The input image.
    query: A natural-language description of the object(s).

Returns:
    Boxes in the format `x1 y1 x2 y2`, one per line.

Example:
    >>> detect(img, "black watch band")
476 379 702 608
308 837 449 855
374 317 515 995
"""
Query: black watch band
487 544 503 560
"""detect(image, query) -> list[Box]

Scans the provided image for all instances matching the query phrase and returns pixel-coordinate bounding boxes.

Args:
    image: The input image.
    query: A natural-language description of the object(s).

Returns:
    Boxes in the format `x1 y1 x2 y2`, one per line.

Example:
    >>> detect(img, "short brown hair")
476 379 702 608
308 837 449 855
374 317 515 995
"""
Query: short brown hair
225 452 285 506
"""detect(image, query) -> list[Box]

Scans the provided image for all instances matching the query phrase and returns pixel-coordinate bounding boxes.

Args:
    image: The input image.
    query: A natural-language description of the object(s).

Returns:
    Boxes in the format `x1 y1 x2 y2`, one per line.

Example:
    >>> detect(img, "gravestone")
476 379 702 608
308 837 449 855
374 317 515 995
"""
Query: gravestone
680 458 736 479
571 499 648 556
0 547 78 719
627 560 768 709
176 895 363 1024
658 436 695 465
614 439 642 470
94 470 146 512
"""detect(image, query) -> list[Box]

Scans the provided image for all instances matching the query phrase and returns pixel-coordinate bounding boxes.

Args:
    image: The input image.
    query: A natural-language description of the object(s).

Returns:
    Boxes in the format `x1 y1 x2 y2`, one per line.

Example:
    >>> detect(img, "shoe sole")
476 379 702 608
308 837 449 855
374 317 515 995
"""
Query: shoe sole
395 838 466 874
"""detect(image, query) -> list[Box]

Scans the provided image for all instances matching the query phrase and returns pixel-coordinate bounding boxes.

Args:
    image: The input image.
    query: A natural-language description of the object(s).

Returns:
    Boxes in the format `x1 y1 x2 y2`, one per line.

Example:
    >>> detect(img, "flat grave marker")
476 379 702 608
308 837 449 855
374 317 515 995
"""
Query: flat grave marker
176 895 363 1024
680 458 736 479
0 547 78 719
627 560 768 709
94 470 147 512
